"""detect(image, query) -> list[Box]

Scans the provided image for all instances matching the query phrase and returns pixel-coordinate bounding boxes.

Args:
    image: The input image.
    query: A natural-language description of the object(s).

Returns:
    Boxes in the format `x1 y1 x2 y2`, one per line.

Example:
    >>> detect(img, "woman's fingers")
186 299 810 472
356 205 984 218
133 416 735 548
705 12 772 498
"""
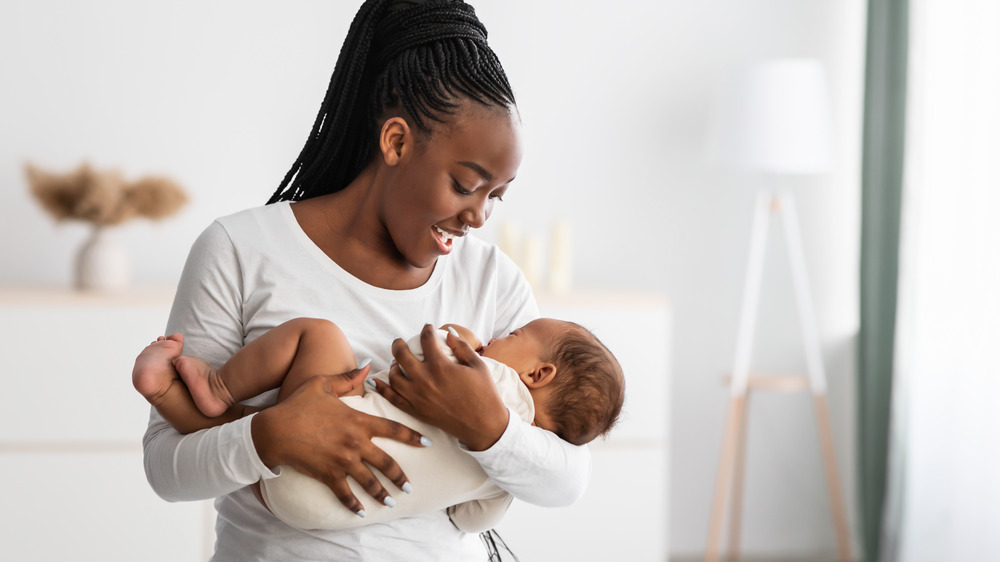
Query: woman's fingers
346 461 394 510
253 375 428 514
367 407 428 449
321 364 371 396
359 441 414 496
390 337 420 378
377 367 415 412
316 472 367 517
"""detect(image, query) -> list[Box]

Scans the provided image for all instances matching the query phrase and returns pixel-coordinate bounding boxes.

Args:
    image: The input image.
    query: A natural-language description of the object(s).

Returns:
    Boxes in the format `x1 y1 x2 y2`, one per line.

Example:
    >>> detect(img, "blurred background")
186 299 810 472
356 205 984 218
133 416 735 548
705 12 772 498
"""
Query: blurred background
1 1 995 561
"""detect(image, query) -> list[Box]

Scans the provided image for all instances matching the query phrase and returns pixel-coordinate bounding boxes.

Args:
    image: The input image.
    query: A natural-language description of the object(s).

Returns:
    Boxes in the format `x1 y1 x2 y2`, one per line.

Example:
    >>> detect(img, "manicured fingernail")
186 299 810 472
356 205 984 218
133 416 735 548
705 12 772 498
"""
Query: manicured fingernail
366 378 377 389
356 510 366 518
358 357 372 369
420 436 434 447
447 326 459 337
384 496 396 508
402 482 413 494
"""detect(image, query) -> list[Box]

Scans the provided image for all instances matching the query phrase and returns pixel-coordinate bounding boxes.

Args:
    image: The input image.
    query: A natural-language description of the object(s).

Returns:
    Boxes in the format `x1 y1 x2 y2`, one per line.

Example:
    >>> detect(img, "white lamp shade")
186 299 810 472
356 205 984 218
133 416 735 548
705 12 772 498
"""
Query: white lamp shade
709 58 834 174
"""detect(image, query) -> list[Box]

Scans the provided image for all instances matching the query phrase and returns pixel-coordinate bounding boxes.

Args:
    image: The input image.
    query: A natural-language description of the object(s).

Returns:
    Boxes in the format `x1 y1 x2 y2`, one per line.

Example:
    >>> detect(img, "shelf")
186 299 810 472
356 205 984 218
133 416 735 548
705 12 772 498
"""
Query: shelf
0 285 176 306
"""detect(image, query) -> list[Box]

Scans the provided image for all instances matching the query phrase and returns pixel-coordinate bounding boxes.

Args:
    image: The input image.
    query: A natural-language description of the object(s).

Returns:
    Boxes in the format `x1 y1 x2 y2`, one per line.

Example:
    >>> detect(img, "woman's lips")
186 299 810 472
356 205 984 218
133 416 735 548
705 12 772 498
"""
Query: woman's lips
432 225 456 254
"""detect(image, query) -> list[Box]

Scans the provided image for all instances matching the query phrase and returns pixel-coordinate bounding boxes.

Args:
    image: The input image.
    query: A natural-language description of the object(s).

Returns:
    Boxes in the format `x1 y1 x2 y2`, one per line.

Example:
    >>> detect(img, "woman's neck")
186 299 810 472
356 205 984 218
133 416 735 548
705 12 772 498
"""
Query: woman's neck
289 174 435 290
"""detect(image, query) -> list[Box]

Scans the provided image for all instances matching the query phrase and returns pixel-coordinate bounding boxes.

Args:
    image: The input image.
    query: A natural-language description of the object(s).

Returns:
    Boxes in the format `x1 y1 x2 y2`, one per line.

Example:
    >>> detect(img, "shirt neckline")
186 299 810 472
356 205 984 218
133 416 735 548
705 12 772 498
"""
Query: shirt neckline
277 201 448 301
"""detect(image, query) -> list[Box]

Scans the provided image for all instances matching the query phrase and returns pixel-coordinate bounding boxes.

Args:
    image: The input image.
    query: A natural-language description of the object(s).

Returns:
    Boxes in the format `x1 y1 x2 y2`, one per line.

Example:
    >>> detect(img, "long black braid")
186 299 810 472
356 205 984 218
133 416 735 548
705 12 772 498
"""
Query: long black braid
267 0 516 204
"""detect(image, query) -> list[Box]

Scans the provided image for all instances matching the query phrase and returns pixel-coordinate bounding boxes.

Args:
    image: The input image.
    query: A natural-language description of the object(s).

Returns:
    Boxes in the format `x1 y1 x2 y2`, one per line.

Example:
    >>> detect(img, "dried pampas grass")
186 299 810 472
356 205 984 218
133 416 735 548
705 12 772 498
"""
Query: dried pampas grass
25 162 188 226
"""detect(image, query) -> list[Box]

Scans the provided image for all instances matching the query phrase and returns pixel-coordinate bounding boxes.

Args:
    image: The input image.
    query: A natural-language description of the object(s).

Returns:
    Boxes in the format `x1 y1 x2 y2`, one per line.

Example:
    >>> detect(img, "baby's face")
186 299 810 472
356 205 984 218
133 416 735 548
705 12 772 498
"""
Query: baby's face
480 318 568 373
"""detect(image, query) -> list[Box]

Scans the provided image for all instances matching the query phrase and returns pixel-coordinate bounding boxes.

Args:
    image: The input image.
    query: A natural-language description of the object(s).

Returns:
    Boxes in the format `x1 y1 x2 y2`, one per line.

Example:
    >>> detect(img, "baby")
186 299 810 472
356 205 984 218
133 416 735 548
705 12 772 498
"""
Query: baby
133 317 624 532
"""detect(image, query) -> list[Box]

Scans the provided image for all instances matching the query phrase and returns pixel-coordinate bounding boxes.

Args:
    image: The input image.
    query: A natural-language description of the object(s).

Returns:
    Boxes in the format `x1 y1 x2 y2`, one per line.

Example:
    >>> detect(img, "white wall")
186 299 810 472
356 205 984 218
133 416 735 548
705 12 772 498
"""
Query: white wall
0 1 865 559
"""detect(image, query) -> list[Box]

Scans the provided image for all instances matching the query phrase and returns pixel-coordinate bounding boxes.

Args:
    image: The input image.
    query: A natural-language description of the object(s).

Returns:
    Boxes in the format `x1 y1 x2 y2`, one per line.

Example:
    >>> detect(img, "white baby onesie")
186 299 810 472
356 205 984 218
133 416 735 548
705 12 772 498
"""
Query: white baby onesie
259 330 534 533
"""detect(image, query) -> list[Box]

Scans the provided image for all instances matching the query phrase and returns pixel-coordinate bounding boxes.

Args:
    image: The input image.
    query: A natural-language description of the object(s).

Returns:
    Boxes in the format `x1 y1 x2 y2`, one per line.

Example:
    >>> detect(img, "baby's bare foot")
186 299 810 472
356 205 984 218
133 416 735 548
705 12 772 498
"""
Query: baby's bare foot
173 355 234 417
133 334 185 405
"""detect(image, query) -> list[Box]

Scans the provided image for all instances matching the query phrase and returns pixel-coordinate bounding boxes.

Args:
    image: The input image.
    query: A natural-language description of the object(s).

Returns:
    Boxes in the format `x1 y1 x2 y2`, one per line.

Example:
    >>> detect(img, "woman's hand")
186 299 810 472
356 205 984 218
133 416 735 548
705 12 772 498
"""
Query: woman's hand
373 324 510 451
250 366 428 515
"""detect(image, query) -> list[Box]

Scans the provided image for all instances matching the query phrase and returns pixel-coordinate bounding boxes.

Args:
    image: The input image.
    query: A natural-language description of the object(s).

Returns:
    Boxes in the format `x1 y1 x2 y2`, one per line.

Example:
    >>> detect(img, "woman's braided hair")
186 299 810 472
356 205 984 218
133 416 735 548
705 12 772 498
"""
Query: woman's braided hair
268 0 516 204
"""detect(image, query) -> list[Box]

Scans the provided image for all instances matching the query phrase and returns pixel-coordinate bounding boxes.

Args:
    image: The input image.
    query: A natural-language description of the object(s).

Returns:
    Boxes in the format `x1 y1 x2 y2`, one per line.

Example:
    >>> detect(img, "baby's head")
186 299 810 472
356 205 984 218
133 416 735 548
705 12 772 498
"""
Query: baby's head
481 318 625 446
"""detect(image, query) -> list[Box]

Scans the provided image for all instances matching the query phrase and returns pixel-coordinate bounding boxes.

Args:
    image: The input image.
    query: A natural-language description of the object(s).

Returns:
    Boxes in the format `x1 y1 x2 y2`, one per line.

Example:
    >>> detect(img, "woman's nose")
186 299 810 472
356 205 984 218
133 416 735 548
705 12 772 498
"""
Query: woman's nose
460 198 490 229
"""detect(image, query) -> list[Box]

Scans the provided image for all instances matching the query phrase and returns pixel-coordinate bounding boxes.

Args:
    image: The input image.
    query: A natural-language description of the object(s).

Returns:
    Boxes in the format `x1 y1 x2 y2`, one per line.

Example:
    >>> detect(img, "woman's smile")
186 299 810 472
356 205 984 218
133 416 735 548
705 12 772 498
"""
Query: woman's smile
432 225 464 254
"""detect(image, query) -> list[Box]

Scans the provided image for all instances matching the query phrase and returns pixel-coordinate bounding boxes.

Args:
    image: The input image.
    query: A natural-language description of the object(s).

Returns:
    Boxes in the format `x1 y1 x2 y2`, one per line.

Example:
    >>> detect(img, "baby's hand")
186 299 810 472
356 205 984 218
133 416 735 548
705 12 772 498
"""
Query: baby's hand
439 323 483 354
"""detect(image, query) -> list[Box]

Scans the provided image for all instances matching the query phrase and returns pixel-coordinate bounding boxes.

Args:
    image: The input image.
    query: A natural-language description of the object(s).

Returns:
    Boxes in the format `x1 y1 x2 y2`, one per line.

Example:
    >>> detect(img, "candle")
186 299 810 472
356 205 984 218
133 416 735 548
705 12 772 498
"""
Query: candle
521 235 542 289
548 221 572 293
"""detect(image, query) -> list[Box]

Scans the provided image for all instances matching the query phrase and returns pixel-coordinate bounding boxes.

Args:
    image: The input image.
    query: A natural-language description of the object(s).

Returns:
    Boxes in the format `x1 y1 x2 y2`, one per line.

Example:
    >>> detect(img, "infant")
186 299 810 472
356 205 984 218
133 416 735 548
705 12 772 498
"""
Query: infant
133 317 624 532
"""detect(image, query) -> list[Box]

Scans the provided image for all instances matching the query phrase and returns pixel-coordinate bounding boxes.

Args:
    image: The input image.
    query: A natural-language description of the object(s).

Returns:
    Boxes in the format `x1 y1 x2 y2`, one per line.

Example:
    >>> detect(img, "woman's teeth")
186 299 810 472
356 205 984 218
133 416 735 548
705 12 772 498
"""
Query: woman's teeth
434 226 454 242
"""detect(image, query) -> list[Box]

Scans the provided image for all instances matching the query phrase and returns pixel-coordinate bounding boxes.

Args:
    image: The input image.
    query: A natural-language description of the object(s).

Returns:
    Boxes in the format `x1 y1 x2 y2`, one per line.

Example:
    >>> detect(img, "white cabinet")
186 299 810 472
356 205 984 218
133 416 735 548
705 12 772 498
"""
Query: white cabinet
496 291 671 561
0 288 214 562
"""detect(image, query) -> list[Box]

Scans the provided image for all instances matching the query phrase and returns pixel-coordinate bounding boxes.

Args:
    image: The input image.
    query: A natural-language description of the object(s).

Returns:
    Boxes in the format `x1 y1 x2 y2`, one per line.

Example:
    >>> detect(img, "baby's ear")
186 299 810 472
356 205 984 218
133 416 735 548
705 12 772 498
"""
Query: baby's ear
523 363 557 388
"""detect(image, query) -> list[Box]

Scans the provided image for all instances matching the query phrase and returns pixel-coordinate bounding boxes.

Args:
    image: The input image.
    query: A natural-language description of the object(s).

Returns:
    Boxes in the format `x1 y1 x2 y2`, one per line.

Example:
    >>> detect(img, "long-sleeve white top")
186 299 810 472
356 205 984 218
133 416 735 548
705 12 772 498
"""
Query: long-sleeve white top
141 202 590 561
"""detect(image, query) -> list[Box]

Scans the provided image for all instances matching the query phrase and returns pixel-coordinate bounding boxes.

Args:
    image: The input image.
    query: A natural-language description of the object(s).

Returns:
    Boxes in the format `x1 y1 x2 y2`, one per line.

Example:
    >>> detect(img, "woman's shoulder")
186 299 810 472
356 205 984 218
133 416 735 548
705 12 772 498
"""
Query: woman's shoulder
196 202 295 247
184 202 297 265
214 201 291 230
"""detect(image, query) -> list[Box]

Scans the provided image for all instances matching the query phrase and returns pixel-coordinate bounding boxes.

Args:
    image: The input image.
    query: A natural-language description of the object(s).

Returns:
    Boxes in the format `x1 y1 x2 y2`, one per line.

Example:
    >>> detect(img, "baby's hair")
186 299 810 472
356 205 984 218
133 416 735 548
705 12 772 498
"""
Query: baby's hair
268 0 516 204
543 325 625 446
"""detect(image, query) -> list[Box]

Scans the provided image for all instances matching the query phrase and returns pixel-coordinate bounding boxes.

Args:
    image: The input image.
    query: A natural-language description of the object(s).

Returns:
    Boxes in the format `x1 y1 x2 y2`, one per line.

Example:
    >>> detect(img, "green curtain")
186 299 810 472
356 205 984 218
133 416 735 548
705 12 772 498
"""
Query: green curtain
858 0 908 560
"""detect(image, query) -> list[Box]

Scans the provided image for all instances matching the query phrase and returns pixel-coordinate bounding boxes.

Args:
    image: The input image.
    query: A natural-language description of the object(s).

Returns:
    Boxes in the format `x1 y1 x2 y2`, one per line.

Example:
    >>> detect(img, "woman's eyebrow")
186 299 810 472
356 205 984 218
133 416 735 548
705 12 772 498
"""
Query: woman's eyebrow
457 160 517 184
457 161 493 182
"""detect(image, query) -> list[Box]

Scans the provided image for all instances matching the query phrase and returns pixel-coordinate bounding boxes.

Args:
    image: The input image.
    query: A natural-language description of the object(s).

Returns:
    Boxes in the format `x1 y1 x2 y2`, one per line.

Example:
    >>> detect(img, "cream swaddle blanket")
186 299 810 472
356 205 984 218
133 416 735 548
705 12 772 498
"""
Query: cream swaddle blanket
259 330 534 532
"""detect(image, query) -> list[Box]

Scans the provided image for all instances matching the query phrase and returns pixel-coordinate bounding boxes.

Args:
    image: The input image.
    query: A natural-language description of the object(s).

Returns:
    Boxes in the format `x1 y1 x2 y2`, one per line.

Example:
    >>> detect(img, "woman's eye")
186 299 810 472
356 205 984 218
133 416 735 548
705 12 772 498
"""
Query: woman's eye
452 181 473 196
489 193 504 202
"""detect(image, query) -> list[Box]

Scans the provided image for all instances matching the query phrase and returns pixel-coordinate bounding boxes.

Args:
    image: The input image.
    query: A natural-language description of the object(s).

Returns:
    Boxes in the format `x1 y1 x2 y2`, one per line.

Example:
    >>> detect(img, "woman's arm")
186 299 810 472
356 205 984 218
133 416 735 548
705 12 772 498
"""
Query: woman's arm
461 405 591 507
144 222 427 510
376 325 590 506
143 222 273 501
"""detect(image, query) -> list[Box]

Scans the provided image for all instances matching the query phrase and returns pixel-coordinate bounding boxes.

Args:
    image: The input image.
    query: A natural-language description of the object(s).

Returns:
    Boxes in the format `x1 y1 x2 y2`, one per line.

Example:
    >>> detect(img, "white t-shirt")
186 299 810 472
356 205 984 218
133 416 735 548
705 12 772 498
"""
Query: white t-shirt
142 202 591 562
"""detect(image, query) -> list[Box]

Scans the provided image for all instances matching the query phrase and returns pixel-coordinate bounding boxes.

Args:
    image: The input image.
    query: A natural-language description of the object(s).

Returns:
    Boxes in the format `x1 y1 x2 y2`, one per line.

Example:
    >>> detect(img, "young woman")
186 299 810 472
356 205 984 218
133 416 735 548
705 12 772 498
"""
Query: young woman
141 1 590 560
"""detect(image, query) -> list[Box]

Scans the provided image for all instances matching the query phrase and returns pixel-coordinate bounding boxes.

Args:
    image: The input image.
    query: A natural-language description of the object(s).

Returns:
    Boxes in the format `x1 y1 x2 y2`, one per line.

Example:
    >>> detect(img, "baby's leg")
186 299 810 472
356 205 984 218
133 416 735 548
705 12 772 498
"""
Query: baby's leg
133 334 246 434
132 334 185 405
175 318 362 418
272 318 361 403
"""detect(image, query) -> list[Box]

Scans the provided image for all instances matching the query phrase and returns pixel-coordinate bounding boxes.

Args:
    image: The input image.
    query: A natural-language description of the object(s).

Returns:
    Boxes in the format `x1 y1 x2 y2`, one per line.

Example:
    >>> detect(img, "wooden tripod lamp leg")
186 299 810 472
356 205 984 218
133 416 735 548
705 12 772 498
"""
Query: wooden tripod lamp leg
705 394 747 562
781 193 852 561
707 192 772 562
726 393 751 562
814 394 852 562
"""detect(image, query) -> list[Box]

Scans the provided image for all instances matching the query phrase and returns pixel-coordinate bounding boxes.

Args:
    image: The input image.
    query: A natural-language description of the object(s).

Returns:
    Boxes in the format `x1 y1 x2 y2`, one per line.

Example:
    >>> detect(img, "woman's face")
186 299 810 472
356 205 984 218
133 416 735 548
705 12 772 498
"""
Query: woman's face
379 103 523 269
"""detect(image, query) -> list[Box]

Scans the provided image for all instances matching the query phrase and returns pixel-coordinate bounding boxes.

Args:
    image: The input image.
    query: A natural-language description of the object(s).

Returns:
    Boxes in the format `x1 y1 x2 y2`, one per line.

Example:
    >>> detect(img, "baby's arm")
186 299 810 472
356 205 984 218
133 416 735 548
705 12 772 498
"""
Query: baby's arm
439 323 483 353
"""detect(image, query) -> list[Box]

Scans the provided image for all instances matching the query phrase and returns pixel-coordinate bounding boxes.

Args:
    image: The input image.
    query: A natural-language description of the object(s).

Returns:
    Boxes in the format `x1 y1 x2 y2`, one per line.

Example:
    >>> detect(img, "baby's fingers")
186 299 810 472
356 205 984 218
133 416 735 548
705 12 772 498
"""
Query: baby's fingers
445 327 486 368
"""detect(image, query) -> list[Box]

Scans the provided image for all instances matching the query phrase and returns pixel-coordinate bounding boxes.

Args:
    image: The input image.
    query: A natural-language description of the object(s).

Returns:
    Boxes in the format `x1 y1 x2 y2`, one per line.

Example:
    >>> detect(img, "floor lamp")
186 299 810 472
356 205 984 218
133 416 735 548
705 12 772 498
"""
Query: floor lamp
704 59 851 562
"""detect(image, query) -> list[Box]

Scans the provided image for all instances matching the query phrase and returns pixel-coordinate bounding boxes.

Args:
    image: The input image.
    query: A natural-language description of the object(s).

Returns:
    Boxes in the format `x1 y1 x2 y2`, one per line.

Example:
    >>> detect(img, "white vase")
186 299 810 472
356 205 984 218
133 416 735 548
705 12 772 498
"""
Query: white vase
75 226 130 291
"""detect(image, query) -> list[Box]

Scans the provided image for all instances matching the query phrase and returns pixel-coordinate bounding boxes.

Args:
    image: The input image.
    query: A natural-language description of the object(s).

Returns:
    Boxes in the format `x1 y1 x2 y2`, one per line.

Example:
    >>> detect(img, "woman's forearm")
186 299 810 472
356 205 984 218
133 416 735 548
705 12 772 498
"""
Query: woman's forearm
142 408 276 502
464 408 591 507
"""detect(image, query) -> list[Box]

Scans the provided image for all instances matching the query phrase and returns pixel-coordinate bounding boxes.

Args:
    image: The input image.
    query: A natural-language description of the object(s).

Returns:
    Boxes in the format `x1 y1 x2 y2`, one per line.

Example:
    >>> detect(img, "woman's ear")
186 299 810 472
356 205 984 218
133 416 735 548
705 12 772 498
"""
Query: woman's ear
522 363 557 388
379 117 411 166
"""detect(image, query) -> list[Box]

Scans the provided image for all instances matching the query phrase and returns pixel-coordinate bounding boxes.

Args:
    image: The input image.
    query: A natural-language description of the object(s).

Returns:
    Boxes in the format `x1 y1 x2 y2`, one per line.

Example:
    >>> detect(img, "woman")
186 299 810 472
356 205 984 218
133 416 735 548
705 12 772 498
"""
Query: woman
141 1 590 560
